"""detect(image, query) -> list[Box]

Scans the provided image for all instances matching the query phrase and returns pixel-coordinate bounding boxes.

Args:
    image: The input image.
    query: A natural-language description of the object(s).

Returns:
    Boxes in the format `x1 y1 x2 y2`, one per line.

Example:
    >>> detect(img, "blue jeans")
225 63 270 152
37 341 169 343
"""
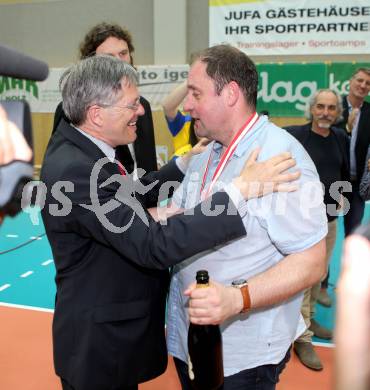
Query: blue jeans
174 347 291 390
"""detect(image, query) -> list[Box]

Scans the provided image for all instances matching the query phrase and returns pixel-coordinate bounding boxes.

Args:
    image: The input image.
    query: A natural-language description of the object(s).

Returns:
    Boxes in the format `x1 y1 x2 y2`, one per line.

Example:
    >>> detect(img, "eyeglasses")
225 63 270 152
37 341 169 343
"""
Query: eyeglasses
100 98 141 111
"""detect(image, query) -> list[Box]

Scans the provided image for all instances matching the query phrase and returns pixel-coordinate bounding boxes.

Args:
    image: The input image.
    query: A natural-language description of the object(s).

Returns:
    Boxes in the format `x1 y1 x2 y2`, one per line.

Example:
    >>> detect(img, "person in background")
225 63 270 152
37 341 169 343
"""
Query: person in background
335 223 370 390
0 104 32 166
52 22 157 174
359 146 370 201
285 89 350 371
165 44 327 390
0 105 32 224
41 54 300 390
161 80 199 159
336 67 370 236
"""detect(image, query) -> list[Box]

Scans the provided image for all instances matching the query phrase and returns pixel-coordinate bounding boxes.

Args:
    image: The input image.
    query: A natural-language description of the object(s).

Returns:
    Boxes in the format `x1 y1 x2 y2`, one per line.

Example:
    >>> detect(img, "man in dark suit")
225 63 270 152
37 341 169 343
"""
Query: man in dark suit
336 68 370 236
41 55 298 390
285 89 349 371
52 22 157 174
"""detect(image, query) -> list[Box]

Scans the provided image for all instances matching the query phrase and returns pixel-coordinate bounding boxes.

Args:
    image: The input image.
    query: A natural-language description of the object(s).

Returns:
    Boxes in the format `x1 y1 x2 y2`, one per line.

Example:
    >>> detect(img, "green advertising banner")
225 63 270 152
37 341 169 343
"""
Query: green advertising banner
328 62 370 95
0 62 369 115
257 63 327 116
256 62 370 116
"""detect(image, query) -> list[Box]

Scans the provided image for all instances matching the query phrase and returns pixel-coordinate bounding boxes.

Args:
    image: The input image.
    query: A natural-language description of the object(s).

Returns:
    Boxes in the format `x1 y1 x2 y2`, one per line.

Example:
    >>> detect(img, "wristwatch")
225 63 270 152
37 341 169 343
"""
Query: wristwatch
231 279 251 313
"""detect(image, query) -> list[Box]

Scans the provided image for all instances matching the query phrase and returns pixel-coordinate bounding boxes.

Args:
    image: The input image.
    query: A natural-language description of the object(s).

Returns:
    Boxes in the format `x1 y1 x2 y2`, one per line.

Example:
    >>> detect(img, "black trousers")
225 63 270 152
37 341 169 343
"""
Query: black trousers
344 180 365 236
61 378 138 390
174 347 291 390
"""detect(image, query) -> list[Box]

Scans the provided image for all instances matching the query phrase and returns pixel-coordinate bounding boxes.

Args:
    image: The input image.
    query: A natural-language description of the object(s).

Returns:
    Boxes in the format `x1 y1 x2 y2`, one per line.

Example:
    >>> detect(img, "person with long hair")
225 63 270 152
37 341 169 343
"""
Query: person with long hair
52 22 157 174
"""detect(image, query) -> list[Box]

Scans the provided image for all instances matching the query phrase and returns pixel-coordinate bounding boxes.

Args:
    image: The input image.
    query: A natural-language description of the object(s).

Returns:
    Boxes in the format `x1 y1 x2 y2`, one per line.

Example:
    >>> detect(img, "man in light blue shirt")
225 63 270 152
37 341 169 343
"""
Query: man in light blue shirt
166 44 327 390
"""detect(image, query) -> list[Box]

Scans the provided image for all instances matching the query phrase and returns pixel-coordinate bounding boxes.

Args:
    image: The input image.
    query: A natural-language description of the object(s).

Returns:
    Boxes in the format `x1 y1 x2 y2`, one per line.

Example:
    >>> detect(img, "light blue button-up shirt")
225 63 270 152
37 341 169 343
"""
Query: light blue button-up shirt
166 116 328 376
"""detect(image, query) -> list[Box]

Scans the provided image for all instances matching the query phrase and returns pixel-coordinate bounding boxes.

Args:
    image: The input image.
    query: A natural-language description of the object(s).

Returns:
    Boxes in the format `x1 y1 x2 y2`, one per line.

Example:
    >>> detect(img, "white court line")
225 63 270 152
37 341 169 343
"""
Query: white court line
41 259 54 266
0 302 54 313
6 234 19 238
313 341 335 348
20 271 34 278
0 284 11 292
29 236 42 240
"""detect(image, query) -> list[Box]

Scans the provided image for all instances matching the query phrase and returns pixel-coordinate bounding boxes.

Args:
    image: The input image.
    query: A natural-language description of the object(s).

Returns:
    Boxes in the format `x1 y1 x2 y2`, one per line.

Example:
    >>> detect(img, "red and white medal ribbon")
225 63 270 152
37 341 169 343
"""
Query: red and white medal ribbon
200 112 259 200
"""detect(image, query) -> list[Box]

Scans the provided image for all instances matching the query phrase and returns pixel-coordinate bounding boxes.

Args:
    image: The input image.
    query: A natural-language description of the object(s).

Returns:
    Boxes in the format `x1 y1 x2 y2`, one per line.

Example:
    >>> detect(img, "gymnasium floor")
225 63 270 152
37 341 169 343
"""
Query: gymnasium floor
1 206 369 390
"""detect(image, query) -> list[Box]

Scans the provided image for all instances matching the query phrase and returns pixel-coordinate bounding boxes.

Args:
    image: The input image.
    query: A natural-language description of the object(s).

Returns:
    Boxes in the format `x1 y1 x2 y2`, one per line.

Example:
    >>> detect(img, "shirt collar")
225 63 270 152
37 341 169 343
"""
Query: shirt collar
231 115 266 157
73 125 116 162
211 115 265 158
212 140 223 154
346 96 363 111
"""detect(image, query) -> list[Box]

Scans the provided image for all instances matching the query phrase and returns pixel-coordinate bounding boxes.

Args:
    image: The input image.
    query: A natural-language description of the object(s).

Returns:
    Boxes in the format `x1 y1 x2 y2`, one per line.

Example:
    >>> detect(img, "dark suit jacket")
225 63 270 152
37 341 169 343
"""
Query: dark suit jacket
40 119 245 389
52 95 158 173
337 97 370 180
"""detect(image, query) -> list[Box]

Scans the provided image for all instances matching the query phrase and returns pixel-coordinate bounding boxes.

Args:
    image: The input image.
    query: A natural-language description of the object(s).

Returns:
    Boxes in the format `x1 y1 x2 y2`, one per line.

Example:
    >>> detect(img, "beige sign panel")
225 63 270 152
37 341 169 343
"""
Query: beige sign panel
210 0 370 55
0 0 61 4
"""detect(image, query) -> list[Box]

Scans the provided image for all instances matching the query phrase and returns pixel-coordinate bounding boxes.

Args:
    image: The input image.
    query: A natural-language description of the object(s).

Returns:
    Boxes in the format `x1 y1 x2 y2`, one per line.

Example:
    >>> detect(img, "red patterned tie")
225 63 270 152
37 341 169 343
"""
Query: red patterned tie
117 162 126 176
115 150 126 176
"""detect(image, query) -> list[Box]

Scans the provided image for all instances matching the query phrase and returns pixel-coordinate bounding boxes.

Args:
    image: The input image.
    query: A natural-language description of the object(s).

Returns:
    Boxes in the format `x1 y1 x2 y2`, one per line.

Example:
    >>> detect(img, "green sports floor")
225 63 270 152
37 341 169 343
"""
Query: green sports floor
1 205 370 342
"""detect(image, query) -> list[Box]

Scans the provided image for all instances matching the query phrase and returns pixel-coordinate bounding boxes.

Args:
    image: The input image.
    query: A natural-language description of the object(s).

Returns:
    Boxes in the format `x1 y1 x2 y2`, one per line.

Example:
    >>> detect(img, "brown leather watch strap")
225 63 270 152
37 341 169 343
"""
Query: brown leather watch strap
240 284 251 313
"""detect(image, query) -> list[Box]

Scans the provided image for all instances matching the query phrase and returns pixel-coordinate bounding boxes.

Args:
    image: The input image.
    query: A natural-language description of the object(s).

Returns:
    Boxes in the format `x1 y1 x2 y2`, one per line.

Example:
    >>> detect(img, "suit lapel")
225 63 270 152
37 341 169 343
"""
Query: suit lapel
57 119 120 177
357 101 370 156
115 145 134 173
342 96 349 123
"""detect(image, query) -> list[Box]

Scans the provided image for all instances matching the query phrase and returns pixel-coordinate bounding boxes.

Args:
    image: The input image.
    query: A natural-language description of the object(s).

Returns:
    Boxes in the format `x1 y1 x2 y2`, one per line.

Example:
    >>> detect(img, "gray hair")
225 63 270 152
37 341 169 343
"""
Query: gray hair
305 89 343 123
351 67 370 79
60 54 138 125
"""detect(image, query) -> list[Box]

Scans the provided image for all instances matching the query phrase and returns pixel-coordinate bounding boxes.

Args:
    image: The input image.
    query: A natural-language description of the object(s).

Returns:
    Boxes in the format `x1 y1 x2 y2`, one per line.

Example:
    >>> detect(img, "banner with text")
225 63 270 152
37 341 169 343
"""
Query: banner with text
256 62 370 116
209 0 370 55
0 65 190 113
0 62 369 117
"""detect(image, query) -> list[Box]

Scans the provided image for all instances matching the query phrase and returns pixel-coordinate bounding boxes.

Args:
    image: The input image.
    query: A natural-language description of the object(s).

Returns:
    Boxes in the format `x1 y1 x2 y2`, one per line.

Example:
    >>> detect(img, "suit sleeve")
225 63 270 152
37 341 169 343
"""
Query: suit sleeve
336 99 349 131
43 158 246 269
340 129 350 183
137 159 184 207
57 160 246 271
135 96 157 172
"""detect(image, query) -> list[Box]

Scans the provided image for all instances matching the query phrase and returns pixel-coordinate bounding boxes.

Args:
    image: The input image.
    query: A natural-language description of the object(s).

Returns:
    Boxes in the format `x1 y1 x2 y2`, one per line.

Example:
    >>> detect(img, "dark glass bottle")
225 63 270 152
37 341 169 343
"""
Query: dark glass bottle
187 270 224 390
